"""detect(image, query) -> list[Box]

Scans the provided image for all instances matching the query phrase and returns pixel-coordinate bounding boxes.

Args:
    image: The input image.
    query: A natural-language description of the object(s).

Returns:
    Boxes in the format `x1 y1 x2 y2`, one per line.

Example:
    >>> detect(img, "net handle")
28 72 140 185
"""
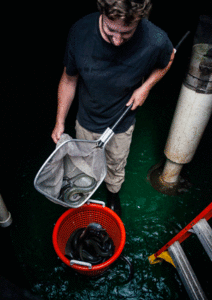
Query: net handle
111 103 133 132
97 103 133 148
174 31 190 52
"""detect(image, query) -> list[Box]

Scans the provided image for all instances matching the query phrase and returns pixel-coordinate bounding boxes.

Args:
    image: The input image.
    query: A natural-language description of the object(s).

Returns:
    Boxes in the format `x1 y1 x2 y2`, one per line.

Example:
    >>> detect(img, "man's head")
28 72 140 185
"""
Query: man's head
97 0 152 26
100 15 138 46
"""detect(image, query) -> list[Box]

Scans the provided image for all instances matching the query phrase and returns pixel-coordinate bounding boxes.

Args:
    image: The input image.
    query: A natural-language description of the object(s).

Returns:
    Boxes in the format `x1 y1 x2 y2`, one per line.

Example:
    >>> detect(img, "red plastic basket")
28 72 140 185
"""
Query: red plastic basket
52 202 126 277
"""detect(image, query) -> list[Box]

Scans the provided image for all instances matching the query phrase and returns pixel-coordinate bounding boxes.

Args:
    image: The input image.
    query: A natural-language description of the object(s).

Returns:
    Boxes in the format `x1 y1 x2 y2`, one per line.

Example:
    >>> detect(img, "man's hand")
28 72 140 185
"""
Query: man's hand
51 122 65 144
126 84 150 110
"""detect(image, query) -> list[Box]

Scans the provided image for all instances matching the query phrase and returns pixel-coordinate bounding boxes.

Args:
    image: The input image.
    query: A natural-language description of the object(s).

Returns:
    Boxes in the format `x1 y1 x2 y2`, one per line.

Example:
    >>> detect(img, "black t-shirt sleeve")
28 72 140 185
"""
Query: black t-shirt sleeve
155 36 173 69
63 27 79 76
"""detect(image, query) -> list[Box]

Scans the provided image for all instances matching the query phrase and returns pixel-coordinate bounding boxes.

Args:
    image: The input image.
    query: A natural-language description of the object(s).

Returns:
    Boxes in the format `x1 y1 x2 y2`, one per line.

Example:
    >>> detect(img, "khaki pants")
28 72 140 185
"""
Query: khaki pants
75 120 135 193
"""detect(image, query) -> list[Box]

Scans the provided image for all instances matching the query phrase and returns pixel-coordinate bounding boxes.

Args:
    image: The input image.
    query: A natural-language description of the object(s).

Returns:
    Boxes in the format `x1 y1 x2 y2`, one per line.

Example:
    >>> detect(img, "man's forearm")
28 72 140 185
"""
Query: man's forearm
142 48 175 91
51 70 79 143
56 69 79 125
127 49 175 109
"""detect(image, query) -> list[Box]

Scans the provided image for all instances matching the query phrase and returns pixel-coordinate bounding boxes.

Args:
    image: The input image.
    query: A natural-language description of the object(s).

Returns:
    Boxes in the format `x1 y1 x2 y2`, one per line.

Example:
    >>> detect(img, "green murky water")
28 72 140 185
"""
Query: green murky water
7 82 212 299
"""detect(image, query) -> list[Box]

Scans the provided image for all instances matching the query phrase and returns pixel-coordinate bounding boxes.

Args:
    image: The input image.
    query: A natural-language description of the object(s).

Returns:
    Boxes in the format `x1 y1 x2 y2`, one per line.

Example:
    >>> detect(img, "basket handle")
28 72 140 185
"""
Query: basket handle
70 259 92 269
87 199 105 207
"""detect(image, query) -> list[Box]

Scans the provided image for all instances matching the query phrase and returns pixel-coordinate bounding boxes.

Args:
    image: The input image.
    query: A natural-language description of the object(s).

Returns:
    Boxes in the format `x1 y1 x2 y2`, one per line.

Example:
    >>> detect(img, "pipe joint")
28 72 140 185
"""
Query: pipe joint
184 44 212 94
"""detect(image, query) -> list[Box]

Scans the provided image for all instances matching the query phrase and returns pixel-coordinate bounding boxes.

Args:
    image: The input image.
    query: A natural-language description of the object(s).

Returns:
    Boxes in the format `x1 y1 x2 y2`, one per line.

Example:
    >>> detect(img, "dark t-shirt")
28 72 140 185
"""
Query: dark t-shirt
64 12 173 133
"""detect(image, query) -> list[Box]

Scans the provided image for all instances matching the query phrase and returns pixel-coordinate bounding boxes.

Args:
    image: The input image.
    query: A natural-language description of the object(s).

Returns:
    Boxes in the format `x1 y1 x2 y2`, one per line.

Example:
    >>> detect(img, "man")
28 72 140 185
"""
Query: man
52 0 175 216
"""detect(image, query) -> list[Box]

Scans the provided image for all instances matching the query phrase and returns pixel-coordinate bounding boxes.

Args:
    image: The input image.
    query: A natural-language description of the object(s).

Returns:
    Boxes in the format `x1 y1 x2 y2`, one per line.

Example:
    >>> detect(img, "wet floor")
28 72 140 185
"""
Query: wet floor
2 80 212 299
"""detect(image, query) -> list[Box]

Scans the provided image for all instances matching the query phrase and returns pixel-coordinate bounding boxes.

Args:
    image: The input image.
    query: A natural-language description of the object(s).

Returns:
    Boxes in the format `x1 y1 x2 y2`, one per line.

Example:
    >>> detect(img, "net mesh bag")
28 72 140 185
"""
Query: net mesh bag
34 134 107 208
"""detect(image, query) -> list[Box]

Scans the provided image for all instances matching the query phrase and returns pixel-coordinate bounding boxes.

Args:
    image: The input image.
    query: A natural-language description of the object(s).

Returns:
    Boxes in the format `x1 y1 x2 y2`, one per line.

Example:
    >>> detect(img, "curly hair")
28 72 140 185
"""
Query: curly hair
97 0 152 25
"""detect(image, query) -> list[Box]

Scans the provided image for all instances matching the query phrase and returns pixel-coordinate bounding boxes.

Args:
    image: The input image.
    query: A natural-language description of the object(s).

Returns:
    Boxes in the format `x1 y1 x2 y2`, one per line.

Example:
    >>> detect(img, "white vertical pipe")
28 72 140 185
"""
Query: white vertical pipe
162 43 212 185
0 194 12 227
161 159 183 183
164 85 212 164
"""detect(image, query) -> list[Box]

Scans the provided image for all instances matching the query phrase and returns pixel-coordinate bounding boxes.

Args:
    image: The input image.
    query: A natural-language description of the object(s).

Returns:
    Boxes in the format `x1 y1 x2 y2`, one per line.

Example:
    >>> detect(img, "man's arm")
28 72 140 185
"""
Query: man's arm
127 48 175 110
51 67 79 143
